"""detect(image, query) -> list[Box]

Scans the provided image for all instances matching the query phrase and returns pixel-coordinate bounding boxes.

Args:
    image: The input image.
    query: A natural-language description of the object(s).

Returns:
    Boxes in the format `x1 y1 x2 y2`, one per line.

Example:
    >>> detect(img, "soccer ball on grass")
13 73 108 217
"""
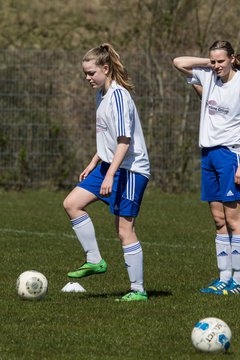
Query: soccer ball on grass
191 317 231 353
16 270 48 300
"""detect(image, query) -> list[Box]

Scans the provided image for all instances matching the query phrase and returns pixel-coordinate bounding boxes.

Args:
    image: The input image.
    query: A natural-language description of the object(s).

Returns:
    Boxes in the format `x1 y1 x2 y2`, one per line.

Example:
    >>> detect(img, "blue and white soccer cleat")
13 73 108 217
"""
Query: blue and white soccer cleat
220 279 240 295
200 279 229 294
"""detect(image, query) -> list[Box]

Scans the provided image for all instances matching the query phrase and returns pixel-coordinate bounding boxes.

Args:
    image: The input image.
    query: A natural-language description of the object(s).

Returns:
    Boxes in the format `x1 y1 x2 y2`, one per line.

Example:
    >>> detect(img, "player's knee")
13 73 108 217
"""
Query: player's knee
63 198 68 212
63 197 73 213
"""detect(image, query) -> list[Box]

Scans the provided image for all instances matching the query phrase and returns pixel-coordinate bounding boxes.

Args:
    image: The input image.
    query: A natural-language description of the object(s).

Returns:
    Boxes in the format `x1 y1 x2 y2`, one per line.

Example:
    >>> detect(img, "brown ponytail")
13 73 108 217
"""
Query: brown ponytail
234 54 240 70
82 43 134 91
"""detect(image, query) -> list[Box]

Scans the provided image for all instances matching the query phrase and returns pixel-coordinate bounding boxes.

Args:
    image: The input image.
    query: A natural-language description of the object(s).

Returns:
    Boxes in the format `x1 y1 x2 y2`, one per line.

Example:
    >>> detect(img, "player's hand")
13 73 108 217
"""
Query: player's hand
79 153 100 182
79 162 96 181
79 168 90 182
235 166 240 185
100 175 114 196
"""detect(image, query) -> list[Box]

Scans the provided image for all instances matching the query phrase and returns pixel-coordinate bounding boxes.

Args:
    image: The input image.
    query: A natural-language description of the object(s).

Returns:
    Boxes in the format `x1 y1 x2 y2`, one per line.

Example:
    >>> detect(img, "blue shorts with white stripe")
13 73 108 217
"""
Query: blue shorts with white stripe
201 146 240 202
78 161 149 217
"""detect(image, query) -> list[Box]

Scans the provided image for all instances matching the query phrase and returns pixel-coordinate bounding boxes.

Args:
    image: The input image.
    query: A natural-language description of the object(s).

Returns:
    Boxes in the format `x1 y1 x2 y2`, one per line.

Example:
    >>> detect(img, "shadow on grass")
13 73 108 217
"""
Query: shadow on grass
71 289 172 300
147 290 172 298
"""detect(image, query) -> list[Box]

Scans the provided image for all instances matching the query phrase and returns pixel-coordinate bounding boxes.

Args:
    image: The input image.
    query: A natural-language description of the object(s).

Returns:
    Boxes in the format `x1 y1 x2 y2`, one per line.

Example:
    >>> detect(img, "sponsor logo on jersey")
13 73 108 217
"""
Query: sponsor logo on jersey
207 99 229 115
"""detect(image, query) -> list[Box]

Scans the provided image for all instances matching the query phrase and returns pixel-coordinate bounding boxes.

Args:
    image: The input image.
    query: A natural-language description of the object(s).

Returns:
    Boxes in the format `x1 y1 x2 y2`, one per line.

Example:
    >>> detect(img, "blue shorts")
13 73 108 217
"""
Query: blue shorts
78 162 149 217
201 146 240 202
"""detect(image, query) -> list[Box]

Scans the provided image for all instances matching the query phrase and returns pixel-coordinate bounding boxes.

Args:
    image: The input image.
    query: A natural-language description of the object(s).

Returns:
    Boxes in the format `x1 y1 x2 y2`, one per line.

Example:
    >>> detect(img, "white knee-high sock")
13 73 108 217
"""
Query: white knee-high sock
215 233 232 283
122 241 144 293
71 213 102 264
231 234 240 284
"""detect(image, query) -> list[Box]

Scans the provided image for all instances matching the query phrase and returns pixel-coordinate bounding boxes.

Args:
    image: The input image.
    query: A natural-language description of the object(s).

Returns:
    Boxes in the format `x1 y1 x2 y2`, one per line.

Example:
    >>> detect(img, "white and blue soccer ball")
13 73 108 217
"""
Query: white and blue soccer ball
16 270 48 300
191 317 231 353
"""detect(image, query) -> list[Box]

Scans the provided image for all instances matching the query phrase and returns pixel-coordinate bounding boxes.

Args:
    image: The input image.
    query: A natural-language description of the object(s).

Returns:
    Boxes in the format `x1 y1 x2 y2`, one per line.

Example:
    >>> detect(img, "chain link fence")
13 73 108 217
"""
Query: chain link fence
0 50 201 191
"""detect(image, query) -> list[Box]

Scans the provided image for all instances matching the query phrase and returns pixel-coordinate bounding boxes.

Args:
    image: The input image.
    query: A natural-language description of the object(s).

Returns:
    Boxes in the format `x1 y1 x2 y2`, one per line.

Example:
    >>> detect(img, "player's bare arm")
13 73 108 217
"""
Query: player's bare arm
192 84 203 99
173 56 211 75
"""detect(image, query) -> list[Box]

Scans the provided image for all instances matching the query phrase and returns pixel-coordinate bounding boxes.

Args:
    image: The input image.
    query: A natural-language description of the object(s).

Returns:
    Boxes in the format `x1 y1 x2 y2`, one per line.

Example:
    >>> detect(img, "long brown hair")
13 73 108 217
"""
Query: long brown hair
82 43 134 91
209 40 240 70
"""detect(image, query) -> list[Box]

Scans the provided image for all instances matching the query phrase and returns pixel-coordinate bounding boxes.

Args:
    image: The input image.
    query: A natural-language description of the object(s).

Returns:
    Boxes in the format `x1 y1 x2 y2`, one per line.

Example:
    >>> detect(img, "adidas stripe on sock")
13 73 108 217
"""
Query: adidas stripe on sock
215 233 232 283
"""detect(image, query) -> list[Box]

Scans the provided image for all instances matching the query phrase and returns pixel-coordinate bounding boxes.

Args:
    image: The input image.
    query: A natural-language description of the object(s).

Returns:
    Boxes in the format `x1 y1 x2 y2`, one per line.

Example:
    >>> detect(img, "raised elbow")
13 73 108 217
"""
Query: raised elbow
172 57 183 69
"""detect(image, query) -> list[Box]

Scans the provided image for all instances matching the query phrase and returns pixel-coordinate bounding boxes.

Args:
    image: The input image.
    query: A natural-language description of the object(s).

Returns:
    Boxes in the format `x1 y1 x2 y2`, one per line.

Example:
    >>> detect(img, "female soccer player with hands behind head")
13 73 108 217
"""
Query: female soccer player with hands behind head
173 40 240 295
63 43 150 301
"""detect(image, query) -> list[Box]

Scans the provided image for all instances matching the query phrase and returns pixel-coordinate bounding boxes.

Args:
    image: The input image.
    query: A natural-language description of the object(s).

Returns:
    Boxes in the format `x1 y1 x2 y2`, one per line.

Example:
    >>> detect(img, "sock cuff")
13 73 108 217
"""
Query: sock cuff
71 213 91 228
215 233 231 244
231 234 240 245
122 241 142 255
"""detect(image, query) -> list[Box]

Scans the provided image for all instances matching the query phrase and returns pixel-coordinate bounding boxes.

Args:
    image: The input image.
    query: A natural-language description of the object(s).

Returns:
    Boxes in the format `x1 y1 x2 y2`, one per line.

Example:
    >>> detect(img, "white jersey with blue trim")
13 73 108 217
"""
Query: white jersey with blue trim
192 68 240 151
95 81 150 178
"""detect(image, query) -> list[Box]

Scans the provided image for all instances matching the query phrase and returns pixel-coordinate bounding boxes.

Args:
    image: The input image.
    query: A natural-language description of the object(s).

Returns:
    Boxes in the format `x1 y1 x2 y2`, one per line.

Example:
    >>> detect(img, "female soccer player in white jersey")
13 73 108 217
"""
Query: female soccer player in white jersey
173 41 240 295
63 43 150 301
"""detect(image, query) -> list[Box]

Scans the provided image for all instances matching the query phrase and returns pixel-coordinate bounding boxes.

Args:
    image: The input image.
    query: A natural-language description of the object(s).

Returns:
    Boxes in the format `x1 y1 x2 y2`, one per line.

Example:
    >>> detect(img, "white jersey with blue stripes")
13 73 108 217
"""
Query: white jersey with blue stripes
192 68 240 150
95 81 150 178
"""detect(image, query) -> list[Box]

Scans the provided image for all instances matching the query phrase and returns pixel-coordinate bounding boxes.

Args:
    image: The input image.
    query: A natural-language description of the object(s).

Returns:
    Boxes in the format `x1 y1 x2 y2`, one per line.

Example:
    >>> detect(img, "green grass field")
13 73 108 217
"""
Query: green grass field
0 188 240 359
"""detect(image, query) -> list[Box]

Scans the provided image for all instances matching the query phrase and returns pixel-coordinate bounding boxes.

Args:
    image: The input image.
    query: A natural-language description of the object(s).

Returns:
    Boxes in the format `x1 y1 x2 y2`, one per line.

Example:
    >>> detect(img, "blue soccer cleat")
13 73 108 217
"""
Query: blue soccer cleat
220 279 240 295
200 279 229 294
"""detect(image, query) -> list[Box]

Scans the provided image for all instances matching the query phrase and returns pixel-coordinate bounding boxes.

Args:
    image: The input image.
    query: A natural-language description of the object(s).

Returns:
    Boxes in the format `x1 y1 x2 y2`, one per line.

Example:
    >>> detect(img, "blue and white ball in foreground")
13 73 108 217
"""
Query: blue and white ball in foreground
191 317 231 353
16 270 48 300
